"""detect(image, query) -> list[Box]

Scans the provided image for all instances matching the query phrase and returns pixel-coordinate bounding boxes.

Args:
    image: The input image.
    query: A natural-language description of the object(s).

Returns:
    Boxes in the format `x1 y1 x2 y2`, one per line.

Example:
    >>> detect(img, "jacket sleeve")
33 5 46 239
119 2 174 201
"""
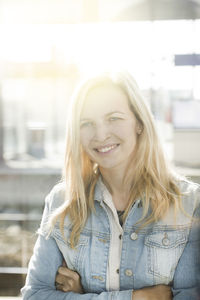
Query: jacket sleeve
172 198 200 299
21 191 133 300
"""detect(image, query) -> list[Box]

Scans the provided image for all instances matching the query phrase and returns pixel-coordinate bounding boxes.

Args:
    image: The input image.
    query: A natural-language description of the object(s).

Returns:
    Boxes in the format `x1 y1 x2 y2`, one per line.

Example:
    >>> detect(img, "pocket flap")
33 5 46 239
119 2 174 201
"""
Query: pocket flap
145 230 187 249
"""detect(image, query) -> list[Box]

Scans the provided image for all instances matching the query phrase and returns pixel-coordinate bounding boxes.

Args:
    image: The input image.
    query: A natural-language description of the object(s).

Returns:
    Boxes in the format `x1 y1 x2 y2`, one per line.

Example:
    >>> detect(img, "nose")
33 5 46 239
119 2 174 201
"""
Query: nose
93 123 110 142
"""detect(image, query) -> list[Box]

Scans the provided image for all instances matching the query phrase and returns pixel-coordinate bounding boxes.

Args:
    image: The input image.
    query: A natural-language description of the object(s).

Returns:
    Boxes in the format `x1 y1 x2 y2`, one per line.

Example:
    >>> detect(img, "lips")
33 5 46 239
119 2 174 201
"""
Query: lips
94 144 119 153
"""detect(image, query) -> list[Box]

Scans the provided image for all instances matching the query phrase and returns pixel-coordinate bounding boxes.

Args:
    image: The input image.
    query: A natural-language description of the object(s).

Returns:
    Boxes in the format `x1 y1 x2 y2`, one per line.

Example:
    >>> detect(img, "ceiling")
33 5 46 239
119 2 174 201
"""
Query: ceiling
111 0 200 21
0 0 200 23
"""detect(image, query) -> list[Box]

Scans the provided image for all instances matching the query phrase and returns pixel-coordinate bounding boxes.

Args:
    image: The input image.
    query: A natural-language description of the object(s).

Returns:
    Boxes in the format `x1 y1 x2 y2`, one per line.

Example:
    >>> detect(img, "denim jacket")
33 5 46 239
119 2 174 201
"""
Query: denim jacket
21 179 200 299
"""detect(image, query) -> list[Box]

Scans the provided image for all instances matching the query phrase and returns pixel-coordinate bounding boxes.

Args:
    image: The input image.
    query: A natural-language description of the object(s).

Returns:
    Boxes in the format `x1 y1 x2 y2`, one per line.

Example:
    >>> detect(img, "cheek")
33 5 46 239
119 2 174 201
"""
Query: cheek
80 129 93 150
112 121 136 138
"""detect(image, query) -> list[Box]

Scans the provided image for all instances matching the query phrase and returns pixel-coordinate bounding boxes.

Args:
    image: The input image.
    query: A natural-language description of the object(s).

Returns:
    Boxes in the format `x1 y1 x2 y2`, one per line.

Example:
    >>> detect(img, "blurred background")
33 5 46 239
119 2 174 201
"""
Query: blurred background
0 0 200 298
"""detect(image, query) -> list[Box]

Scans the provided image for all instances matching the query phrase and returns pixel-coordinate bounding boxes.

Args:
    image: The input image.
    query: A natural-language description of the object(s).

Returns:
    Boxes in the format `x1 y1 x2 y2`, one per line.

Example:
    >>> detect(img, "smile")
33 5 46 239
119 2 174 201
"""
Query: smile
94 144 119 153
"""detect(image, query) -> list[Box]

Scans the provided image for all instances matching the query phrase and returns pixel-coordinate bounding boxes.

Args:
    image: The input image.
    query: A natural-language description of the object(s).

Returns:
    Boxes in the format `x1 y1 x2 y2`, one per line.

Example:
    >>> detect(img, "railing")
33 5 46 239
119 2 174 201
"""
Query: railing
0 213 41 222
0 267 27 274
0 213 41 275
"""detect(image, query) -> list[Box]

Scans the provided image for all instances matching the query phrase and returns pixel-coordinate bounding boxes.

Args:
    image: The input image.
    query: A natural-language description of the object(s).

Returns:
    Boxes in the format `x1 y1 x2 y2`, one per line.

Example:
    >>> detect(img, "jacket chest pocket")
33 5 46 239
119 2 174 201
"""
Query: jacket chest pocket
52 227 90 273
144 230 188 282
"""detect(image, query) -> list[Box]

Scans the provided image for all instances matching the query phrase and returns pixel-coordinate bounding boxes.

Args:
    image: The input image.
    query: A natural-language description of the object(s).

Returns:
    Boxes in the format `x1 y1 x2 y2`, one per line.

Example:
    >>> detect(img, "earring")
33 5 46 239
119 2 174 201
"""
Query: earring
137 126 142 135
93 163 99 174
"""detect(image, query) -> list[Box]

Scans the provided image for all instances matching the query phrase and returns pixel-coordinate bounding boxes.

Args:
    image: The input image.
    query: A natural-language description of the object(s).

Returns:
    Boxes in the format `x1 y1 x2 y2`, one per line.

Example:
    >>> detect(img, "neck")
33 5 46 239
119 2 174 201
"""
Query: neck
99 166 129 196
100 167 132 210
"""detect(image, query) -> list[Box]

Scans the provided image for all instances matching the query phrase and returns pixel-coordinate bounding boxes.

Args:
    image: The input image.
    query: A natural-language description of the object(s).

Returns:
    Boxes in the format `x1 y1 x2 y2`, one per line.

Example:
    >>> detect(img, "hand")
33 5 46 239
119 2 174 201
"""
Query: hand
55 261 84 294
132 284 172 300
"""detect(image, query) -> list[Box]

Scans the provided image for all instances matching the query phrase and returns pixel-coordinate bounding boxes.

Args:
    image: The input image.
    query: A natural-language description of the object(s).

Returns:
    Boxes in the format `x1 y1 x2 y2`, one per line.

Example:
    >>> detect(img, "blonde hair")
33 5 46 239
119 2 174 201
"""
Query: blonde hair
50 71 183 248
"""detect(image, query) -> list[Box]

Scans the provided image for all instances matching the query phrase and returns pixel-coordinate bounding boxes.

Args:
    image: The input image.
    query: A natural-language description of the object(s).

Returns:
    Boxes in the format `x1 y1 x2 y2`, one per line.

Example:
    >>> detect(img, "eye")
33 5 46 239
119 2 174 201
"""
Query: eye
109 116 122 121
80 121 93 128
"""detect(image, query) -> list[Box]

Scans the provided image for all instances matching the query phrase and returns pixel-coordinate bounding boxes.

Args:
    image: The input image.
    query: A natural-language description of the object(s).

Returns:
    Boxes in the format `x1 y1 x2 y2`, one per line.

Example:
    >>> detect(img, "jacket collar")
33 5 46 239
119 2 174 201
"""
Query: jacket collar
93 176 142 208
94 176 105 203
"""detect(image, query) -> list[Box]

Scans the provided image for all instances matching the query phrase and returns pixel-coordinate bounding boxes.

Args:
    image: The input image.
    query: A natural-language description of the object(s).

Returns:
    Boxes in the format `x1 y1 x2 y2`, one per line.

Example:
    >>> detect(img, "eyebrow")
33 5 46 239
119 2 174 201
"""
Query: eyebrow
80 111 125 121
106 111 125 116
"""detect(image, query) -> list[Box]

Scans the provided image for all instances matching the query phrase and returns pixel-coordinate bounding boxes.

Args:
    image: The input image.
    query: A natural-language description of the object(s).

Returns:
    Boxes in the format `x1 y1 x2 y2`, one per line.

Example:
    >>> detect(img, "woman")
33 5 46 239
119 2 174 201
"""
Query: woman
21 71 200 299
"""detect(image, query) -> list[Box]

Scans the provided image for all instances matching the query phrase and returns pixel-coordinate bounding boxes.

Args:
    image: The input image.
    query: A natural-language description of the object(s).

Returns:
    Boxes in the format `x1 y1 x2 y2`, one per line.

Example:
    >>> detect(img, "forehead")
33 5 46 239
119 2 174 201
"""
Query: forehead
81 84 131 117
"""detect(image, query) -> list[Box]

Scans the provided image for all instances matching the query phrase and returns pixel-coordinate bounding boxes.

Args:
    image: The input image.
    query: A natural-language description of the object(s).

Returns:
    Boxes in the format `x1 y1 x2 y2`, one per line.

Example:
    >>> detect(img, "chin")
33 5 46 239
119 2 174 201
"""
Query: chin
98 161 120 170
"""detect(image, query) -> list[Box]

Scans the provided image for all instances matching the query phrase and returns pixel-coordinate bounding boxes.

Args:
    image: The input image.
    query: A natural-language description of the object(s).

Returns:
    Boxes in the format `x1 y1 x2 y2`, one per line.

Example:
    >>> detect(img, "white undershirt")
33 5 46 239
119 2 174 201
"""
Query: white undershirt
99 180 123 291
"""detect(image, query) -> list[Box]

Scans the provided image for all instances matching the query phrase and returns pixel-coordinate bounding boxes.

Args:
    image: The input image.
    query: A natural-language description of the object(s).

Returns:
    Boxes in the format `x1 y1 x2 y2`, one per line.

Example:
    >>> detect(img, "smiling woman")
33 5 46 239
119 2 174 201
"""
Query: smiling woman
21 71 200 300
80 84 139 175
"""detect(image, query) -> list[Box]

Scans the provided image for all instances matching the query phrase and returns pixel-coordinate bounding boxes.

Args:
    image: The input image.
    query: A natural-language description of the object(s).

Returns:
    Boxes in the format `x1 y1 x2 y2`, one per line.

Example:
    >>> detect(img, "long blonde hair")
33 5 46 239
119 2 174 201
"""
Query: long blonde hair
50 71 183 248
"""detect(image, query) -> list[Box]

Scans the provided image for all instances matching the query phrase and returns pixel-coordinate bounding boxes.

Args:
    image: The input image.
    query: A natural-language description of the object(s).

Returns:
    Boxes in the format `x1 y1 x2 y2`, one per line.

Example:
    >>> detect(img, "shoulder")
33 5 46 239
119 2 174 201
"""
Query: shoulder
177 178 200 215
159 179 200 226
178 178 200 194
178 178 200 201
45 182 66 212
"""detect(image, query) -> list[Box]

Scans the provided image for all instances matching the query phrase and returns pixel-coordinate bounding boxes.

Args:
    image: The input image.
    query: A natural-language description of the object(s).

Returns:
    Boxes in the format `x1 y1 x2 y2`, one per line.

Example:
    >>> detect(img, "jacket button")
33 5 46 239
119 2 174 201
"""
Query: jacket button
116 269 119 274
162 233 170 246
98 276 104 281
162 237 170 246
125 269 133 277
130 232 138 240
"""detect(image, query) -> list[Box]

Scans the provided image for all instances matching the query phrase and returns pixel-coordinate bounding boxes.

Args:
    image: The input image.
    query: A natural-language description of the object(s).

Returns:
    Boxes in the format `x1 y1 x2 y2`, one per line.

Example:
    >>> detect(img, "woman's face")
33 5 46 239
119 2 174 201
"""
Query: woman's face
80 84 139 172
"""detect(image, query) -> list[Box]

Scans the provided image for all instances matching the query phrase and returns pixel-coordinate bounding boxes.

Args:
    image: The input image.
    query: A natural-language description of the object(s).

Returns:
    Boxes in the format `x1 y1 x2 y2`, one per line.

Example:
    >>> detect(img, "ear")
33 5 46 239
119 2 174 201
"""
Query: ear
136 122 143 135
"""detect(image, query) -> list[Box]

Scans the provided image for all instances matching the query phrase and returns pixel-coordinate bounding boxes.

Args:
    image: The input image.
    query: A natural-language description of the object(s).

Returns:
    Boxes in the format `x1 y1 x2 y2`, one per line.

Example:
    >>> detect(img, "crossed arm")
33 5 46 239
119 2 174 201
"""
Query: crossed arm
55 218 200 300
55 262 172 300
22 225 200 300
21 234 172 300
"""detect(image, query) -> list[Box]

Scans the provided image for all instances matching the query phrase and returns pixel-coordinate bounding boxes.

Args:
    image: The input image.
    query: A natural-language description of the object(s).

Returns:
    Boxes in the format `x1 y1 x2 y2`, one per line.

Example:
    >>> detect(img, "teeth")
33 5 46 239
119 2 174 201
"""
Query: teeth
97 144 117 153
